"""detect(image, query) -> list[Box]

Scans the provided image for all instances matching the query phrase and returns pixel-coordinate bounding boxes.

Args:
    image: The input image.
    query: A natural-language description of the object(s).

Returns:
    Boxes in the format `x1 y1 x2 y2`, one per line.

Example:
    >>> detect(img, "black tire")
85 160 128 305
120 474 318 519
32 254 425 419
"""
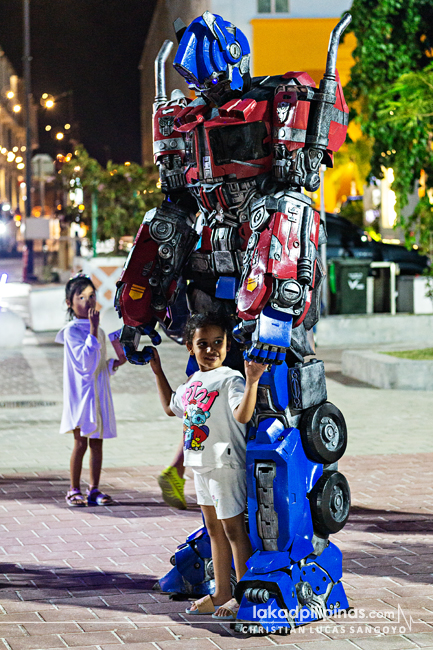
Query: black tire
309 470 351 535
300 402 347 464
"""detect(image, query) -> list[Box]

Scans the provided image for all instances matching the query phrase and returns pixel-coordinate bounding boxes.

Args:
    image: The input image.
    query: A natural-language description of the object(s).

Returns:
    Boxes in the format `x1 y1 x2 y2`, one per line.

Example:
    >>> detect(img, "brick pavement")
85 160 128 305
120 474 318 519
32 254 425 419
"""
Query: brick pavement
0 453 432 649
1 279 433 648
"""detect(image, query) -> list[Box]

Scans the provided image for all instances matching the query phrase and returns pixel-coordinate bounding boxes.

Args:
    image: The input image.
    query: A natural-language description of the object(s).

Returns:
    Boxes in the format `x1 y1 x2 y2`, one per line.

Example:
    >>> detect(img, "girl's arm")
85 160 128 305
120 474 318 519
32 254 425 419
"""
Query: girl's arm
233 361 267 424
149 347 176 417
66 328 101 375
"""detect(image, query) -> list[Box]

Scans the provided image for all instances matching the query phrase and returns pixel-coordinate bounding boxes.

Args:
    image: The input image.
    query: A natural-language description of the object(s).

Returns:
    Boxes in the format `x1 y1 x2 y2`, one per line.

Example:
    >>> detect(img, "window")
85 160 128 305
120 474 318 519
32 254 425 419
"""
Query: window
258 0 288 13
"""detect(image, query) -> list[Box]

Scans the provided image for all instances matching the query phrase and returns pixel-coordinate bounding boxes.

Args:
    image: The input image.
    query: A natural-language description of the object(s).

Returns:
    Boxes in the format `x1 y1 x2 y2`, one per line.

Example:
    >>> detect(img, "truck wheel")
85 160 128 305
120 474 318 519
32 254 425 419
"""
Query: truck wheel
309 470 350 535
300 402 347 464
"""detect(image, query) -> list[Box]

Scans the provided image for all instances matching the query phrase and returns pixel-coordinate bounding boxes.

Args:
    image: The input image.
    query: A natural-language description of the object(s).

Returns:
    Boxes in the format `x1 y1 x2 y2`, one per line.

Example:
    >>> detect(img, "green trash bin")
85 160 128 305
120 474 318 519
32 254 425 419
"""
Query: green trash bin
328 258 371 314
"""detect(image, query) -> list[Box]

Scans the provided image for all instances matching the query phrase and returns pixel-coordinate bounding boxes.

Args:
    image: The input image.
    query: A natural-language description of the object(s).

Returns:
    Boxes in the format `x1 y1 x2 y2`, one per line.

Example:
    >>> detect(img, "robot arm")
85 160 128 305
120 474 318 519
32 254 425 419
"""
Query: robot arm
234 15 351 365
115 200 199 364
235 192 323 364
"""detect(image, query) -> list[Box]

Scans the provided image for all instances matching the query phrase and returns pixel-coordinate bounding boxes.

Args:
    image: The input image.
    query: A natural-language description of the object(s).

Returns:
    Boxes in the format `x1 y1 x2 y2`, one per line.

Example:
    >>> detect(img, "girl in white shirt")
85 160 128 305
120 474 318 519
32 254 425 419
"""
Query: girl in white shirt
149 312 266 620
56 274 125 507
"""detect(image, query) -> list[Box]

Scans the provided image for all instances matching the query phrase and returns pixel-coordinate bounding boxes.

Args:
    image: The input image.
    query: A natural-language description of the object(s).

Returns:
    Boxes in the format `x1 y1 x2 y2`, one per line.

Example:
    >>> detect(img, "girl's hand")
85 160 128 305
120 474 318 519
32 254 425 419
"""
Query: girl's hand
244 359 267 383
88 307 100 337
112 358 127 370
149 347 163 374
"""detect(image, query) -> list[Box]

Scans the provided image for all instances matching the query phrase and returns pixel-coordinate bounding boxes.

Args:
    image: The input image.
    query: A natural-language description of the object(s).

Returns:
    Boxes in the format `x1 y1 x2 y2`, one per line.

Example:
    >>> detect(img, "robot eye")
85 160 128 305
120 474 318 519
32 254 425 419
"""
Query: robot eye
211 78 218 85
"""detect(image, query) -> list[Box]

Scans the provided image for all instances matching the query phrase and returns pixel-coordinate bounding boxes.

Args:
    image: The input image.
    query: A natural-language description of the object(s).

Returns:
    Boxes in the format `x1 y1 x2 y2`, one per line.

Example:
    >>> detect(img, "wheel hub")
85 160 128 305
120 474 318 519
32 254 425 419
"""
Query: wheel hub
320 417 339 449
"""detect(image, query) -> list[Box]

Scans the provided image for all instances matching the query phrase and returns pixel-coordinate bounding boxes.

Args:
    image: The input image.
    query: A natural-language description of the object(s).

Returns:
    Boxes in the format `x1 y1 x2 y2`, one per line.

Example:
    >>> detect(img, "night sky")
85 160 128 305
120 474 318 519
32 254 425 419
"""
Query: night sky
0 0 157 165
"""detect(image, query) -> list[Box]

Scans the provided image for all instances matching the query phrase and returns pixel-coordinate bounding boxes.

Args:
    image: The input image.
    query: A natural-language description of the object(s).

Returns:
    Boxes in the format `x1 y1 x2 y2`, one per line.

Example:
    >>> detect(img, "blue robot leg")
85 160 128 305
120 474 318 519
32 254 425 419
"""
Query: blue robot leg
233 360 351 634
157 524 237 597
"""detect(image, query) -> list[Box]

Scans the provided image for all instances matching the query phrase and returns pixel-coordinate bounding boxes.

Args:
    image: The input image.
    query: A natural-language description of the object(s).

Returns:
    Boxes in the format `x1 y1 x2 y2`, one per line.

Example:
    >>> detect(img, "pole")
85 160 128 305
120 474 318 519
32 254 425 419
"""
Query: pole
320 164 328 317
23 0 34 279
91 191 98 256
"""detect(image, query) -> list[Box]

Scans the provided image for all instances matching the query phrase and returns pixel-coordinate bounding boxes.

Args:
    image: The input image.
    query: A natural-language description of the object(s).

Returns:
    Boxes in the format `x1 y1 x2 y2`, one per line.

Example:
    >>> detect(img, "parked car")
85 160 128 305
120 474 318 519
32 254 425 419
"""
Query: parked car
325 213 430 275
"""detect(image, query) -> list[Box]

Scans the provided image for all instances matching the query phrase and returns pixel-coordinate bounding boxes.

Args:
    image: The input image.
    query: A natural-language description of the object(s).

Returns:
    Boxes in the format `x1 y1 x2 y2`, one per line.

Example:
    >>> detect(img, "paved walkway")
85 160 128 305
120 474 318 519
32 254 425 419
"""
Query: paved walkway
0 279 432 648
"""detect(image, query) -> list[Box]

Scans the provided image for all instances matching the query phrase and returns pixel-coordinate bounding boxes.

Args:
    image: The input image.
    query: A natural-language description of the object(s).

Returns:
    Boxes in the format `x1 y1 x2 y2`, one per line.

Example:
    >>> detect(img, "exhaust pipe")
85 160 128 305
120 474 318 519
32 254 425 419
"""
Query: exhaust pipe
154 40 173 111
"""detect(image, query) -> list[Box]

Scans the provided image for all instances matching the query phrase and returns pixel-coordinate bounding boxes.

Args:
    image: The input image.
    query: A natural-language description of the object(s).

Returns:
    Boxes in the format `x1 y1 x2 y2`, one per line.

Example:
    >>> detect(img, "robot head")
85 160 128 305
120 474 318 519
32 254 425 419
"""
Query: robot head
173 11 250 104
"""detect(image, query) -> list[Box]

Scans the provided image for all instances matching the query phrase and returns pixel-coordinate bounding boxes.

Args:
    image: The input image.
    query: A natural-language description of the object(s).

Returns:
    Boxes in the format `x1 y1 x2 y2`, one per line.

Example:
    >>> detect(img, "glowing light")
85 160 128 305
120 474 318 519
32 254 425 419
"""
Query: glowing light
78 204 85 211
0 223 6 235
57 204 62 210
13 104 21 113
381 167 397 228
1 148 6 154
64 123 71 130
65 154 72 162
12 147 18 152
21 146 26 152
45 125 52 131
16 156 23 163
124 161 131 166
56 132 64 140
2 203 10 211
45 99 54 108
42 93 48 99
6 91 14 99
7 152 15 162
17 163 25 169
74 166 81 172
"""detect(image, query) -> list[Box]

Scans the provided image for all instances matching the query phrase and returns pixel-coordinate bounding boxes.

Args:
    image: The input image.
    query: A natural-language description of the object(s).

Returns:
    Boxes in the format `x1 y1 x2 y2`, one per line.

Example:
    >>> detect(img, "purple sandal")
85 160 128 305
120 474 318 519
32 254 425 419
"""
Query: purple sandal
86 487 114 506
65 488 86 507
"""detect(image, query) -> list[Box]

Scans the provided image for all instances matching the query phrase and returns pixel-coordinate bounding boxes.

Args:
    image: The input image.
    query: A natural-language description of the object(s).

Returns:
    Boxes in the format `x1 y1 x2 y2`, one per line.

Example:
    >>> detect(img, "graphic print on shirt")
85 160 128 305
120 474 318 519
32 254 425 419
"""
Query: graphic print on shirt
182 381 219 452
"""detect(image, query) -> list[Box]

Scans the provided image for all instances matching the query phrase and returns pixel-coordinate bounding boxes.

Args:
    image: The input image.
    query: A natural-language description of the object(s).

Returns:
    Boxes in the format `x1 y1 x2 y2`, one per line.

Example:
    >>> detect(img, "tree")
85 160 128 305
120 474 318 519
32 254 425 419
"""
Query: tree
60 145 162 253
345 0 433 252
377 63 433 259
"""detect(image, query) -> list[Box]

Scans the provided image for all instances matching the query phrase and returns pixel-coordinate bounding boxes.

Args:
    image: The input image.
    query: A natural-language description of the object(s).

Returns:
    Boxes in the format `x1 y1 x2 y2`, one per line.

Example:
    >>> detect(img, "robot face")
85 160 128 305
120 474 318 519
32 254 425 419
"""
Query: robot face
173 11 250 100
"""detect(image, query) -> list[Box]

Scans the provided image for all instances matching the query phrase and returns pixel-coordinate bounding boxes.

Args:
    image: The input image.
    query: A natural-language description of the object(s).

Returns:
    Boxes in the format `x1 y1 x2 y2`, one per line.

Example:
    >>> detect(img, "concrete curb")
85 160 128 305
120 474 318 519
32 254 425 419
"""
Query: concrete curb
342 349 433 390
316 313 433 347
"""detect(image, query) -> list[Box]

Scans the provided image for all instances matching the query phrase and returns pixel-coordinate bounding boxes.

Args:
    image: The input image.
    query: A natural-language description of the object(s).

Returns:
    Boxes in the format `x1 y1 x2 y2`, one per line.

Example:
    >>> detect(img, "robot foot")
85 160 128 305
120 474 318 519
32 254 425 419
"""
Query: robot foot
233 541 349 634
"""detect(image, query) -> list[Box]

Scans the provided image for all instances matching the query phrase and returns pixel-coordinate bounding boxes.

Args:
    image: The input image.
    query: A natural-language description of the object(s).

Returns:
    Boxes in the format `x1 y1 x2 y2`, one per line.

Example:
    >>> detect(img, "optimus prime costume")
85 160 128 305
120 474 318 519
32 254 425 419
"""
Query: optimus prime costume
115 11 352 634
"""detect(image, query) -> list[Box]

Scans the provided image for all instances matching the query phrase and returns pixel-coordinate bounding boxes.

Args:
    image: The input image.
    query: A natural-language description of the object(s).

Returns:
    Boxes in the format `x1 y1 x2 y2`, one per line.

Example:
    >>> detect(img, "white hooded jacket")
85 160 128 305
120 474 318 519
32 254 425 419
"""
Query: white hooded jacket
55 319 117 438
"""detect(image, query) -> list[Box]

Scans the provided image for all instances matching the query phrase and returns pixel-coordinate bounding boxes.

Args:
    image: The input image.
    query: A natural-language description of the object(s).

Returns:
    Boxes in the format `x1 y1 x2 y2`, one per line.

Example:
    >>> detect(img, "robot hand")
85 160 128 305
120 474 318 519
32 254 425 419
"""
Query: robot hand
120 323 162 366
233 307 292 366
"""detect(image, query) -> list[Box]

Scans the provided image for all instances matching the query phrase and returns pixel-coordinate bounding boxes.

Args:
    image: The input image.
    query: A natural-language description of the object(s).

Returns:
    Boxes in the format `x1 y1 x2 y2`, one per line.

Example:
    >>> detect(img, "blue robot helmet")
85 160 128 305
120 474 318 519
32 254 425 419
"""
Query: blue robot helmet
173 11 250 96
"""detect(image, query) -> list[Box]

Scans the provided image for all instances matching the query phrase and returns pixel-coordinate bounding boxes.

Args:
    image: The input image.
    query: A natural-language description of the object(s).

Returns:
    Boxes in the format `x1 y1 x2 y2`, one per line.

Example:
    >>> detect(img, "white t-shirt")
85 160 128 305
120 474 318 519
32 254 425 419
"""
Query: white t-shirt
170 366 247 472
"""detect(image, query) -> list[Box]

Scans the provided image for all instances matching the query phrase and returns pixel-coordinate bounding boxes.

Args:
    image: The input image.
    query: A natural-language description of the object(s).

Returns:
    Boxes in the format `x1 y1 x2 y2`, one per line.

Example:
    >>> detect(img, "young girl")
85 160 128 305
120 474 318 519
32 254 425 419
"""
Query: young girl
55 273 126 507
149 311 266 619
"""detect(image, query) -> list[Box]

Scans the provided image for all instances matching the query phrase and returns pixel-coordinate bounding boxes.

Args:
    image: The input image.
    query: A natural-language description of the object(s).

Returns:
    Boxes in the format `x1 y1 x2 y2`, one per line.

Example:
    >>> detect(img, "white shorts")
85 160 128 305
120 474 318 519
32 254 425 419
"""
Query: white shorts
193 467 247 520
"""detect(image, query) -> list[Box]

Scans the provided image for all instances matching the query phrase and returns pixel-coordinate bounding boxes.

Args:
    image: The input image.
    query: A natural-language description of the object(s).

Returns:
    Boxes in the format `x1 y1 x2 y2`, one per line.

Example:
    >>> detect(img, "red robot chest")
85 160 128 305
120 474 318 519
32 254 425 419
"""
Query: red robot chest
175 99 273 187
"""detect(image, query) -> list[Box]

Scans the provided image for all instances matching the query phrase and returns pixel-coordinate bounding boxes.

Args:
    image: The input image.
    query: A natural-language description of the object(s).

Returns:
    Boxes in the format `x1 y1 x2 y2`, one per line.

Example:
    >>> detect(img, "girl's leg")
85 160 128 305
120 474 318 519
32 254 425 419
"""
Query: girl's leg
213 511 252 617
87 439 113 505
221 511 252 581
70 428 88 489
171 439 185 479
188 505 233 611
88 438 103 488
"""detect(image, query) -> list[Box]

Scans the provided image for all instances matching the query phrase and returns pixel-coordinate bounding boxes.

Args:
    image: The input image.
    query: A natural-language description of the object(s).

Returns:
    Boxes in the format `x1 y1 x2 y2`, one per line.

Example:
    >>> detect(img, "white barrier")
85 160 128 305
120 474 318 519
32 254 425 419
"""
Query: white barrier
0 308 26 347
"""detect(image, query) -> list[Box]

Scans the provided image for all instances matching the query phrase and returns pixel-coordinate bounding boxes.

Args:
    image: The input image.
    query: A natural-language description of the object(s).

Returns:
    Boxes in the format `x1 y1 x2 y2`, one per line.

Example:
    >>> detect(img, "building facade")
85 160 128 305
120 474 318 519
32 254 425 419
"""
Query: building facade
0 47 38 215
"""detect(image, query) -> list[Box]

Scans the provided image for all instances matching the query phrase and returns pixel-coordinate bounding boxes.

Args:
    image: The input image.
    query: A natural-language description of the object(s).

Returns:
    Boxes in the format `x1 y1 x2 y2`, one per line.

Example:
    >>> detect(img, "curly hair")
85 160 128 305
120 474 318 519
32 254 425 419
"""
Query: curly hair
183 311 232 345
65 273 96 320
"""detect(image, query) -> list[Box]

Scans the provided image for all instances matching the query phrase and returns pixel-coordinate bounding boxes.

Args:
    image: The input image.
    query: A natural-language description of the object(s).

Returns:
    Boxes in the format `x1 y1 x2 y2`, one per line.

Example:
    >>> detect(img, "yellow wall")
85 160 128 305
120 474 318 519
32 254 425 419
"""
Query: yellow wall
253 18 357 212
252 17 356 85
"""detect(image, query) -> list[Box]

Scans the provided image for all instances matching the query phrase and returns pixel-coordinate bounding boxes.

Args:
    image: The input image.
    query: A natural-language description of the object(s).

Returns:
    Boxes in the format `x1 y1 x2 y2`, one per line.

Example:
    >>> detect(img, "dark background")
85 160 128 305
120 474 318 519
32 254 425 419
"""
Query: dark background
0 0 157 165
